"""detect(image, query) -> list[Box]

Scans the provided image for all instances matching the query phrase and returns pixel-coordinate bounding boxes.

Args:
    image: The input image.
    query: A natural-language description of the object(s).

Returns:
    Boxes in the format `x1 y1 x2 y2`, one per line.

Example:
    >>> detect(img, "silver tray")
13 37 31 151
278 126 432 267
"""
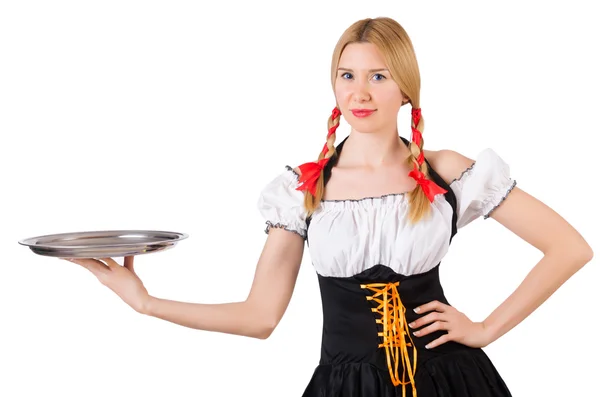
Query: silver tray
18 230 188 258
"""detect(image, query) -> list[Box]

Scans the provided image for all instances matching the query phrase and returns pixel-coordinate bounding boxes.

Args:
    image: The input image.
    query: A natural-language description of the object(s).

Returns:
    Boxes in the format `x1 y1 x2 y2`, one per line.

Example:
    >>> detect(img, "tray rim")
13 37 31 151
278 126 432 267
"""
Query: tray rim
18 229 189 249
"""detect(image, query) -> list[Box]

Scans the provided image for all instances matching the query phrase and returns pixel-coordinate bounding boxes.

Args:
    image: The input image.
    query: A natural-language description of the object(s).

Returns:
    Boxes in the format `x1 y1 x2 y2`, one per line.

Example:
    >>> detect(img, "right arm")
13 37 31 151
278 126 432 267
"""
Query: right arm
144 228 304 339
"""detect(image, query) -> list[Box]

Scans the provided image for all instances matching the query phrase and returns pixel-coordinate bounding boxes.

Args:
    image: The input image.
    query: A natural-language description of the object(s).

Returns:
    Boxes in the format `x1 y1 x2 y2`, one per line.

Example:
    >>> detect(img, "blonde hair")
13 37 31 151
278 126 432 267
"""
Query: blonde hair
301 17 437 224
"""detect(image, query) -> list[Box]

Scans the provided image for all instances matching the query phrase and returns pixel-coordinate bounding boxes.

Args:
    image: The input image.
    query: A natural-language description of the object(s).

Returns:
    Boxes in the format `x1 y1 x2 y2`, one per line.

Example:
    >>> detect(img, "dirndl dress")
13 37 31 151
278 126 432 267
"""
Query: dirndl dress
257 136 516 396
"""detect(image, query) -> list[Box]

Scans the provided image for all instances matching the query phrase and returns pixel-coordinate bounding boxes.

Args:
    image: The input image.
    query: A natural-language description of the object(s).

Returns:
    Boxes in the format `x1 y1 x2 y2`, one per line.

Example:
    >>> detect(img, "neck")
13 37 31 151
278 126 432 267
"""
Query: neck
338 126 411 168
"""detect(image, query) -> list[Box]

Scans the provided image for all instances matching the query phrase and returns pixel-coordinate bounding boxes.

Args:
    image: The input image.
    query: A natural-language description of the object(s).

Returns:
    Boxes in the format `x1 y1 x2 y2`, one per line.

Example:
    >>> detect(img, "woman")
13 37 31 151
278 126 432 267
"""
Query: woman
62 17 593 396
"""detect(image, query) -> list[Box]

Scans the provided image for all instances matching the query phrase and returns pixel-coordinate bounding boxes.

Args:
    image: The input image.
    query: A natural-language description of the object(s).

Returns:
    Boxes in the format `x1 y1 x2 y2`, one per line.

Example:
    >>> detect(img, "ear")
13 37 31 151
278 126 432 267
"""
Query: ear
399 91 410 104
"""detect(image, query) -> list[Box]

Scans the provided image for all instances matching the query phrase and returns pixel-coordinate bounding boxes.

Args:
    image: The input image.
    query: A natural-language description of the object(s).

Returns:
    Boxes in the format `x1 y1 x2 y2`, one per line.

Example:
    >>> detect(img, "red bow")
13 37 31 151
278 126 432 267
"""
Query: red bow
296 158 330 196
408 165 447 202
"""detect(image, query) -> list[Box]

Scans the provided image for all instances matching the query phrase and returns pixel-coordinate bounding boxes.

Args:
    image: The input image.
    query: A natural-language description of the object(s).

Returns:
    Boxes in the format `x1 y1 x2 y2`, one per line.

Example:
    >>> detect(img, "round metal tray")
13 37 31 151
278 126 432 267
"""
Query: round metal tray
18 230 188 258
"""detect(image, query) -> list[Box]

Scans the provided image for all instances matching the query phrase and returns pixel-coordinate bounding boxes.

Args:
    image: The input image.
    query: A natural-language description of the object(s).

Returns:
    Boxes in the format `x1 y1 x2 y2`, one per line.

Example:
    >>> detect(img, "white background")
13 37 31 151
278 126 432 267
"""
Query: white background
2 1 598 396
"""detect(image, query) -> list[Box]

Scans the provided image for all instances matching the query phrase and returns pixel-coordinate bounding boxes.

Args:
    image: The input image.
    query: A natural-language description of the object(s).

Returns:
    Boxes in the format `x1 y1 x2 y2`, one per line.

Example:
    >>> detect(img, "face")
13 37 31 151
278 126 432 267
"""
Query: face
334 42 408 133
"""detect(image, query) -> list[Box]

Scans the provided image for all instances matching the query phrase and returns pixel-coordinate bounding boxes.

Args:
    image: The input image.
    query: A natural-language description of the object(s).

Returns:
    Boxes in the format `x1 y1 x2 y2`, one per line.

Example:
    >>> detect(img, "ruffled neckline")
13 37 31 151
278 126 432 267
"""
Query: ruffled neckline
283 166 447 210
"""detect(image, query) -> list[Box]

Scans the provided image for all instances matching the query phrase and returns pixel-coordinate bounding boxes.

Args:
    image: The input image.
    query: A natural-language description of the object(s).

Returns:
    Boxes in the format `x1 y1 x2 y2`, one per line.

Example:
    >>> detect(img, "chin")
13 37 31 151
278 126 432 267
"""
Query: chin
349 120 384 134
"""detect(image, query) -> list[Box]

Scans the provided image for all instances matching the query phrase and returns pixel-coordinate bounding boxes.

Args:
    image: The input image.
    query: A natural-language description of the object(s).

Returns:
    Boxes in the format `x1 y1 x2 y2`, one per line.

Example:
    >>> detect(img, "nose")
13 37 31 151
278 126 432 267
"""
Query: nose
352 80 371 103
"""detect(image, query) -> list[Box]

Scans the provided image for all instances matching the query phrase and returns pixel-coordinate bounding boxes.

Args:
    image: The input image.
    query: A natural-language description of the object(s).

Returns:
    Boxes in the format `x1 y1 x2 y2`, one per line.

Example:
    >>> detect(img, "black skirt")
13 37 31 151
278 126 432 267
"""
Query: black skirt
301 264 512 397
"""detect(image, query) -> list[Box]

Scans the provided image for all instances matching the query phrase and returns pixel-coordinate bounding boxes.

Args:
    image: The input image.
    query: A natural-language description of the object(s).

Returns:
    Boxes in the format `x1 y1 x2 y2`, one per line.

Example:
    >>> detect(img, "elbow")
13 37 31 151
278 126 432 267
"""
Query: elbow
250 320 277 340
243 301 280 340
555 242 594 268
254 327 275 340
573 240 594 265
580 244 594 265
244 308 279 339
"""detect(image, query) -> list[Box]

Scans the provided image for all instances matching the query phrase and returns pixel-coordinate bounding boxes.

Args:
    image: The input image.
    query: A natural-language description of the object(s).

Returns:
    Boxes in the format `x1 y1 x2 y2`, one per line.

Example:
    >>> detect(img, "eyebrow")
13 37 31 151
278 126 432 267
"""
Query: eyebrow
337 67 389 73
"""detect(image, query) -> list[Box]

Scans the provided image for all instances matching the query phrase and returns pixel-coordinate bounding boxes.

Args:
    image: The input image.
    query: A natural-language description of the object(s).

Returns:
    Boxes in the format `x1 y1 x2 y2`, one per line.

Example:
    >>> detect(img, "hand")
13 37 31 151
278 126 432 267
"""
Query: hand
409 300 492 349
60 256 150 314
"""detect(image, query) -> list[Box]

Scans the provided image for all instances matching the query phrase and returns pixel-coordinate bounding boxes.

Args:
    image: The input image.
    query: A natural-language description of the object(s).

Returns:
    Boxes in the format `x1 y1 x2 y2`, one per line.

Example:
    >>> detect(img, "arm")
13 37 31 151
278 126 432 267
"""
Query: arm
482 187 592 342
430 149 594 344
144 228 304 340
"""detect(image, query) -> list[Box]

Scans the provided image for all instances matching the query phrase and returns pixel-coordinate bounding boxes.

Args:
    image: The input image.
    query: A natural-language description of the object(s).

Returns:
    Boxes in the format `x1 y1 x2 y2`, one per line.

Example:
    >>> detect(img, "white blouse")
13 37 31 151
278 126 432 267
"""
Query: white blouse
257 148 517 278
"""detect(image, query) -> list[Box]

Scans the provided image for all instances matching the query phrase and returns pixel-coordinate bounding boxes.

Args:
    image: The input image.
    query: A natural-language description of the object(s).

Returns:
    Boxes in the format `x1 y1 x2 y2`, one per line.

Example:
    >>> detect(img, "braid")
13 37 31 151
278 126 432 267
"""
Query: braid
406 107 446 223
408 108 428 177
320 111 340 160
296 107 341 216
296 106 444 223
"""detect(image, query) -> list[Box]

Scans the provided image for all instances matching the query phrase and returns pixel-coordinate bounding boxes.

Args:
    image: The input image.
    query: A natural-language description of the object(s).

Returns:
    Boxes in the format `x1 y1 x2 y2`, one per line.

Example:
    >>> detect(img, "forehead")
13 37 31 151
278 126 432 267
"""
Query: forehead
338 42 387 70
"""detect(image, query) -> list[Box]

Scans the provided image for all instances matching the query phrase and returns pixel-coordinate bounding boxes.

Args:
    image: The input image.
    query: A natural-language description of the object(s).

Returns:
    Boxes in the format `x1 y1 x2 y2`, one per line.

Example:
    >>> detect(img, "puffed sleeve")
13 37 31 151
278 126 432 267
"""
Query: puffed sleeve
449 149 517 229
257 166 308 239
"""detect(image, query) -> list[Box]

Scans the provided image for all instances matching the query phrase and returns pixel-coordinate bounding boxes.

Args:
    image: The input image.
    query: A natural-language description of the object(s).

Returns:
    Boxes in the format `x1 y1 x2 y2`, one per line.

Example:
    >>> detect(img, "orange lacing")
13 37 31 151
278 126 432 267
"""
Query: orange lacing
361 281 417 397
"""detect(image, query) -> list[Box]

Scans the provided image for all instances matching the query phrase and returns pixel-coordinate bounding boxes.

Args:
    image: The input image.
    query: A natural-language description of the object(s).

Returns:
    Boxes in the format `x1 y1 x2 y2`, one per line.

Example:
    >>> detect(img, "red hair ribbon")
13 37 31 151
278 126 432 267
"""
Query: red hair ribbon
411 126 423 148
410 108 423 163
329 107 342 137
408 164 447 202
411 108 421 127
410 137 425 165
408 108 446 201
296 107 341 196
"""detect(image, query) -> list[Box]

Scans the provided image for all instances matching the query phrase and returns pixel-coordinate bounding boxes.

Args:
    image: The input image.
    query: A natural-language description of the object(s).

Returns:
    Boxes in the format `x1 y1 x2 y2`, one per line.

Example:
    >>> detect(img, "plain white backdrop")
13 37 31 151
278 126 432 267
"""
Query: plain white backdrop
2 1 598 396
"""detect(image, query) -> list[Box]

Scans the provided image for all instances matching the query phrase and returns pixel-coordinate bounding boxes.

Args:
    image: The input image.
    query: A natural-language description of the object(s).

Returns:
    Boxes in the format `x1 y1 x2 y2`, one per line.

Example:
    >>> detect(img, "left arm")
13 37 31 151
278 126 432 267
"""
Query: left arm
413 149 594 348
478 186 593 343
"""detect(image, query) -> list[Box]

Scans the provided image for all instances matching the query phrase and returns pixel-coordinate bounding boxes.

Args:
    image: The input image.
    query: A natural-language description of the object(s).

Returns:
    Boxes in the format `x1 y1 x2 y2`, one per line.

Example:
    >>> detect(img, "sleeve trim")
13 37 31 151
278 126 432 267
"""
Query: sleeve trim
264 220 307 240
285 165 300 181
449 161 476 186
483 180 517 219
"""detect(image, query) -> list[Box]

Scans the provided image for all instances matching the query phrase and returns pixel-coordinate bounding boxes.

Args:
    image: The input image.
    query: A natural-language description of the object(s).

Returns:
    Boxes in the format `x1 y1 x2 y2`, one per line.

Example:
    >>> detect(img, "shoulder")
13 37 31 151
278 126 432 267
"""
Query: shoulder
259 165 302 195
258 165 306 210
424 149 476 185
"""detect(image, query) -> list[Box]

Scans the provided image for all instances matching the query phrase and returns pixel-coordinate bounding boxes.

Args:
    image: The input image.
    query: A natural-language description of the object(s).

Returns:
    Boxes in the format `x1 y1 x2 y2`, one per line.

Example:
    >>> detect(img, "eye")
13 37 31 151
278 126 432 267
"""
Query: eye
341 72 353 79
373 73 386 81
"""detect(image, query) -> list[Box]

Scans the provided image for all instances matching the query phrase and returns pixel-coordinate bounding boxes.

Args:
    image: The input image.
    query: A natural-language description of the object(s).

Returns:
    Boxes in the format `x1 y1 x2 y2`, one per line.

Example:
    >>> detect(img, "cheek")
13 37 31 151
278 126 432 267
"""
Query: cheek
375 86 403 110
334 84 352 104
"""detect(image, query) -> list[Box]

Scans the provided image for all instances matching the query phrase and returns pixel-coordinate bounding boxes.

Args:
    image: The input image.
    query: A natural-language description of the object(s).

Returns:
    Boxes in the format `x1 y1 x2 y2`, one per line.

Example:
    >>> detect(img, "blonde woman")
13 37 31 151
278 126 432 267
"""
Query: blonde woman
63 17 593 396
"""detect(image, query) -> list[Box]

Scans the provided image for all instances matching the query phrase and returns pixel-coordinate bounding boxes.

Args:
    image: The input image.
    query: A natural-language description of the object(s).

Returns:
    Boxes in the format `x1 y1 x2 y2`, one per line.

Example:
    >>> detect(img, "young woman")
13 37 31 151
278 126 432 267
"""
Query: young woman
62 17 593 396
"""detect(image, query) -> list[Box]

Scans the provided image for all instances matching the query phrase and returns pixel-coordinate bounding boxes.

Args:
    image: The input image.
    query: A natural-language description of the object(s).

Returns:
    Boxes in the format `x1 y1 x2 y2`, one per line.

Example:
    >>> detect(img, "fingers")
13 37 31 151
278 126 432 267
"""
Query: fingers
99 257 121 270
425 333 451 349
123 256 135 273
412 320 448 337
59 256 142 291
99 257 140 281
413 300 448 314
60 257 136 274
60 257 110 276
409 311 445 330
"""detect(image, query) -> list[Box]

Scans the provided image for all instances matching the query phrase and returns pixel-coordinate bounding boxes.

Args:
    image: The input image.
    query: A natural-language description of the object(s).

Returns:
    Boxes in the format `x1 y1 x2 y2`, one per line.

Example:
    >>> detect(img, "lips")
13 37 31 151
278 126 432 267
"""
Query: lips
351 109 376 118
